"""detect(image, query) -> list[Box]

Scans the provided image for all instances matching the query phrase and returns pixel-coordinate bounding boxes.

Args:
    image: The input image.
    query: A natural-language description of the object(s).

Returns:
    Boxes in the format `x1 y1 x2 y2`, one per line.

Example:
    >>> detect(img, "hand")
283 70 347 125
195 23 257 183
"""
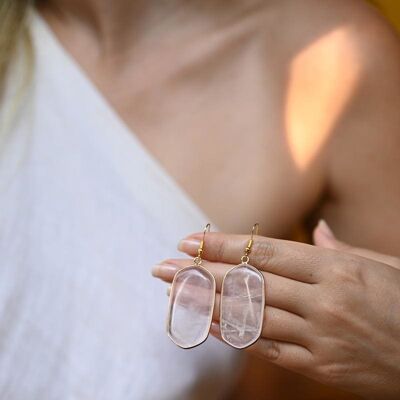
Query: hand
152 221 400 399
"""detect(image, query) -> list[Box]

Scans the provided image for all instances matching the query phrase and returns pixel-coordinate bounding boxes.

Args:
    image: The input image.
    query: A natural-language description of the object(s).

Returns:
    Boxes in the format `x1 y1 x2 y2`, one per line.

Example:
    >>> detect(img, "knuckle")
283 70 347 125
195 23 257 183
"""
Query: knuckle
315 362 350 386
319 294 348 322
260 339 281 361
331 258 365 287
321 299 341 320
252 238 275 268
212 237 225 260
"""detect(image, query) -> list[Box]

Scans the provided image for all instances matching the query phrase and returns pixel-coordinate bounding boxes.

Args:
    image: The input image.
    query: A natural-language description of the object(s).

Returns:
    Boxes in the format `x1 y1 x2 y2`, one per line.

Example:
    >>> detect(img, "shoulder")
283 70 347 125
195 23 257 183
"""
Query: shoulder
275 0 400 73
294 2 400 217
262 0 400 206
269 0 400 163
273 1 400 252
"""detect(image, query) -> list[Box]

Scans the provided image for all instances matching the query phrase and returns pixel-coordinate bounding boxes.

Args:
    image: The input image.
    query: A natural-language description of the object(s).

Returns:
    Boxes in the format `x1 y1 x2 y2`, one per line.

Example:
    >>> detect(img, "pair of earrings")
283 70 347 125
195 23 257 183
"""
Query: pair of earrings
167 223 265 349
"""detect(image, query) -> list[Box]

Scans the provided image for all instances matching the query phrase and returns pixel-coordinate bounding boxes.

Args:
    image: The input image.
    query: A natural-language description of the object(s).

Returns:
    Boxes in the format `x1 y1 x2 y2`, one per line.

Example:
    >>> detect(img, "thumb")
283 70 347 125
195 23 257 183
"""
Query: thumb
313 220 400 269
313 219 349 251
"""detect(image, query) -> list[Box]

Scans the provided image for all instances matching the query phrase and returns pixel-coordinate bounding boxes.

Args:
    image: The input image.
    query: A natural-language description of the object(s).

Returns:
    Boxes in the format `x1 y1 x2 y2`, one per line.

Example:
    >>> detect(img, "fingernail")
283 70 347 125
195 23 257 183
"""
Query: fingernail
178 239 201 253
318 219 335 239
151 262 179 279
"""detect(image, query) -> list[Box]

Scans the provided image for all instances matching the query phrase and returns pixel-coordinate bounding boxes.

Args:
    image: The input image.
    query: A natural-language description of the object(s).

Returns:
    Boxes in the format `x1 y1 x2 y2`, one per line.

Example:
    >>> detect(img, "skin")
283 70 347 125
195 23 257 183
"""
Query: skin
38 0 400 397
152 220 400 399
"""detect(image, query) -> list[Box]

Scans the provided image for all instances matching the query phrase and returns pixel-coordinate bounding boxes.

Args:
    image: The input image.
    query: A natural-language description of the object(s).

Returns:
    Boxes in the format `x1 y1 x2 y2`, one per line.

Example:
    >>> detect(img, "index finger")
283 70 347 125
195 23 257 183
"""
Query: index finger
178 232 329 283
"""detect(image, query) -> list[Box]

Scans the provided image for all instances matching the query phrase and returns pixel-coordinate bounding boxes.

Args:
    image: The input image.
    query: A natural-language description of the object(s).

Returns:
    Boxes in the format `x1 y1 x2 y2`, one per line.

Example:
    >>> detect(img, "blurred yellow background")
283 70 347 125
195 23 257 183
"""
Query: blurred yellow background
370 0 400 32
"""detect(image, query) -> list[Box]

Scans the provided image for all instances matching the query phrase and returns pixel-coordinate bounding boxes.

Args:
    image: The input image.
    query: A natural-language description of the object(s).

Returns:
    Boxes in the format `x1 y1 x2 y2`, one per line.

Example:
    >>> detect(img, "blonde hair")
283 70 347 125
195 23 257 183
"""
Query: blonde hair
0 0 32 95
0 0 34 144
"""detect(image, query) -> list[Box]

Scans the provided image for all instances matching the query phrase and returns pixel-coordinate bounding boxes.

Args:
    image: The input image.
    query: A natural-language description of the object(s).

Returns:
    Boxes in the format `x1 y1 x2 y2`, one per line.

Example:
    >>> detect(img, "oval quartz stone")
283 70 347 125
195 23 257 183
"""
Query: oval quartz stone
167 266 215 349
220 264 265 349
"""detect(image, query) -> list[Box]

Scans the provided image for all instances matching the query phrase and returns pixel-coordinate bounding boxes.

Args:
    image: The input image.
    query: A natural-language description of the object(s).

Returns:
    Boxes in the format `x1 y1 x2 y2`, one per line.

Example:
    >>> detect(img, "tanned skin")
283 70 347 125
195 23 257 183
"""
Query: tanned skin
40 0 400 397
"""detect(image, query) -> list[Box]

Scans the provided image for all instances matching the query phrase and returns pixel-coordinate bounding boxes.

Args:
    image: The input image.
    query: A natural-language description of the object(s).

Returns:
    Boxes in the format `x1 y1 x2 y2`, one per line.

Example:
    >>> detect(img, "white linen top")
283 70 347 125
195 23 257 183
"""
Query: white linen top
0 13 237 400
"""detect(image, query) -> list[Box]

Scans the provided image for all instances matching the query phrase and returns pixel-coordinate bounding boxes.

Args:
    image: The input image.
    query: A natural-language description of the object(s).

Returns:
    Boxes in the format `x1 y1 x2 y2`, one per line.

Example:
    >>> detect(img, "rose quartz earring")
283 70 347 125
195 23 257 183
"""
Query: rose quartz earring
220 223 265 349
167 223 216 349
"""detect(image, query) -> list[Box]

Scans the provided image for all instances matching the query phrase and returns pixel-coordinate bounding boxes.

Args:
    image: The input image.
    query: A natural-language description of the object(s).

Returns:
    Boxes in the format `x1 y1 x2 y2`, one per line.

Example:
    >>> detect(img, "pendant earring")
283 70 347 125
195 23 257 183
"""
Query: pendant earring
220 223 265 349
167 223 216 349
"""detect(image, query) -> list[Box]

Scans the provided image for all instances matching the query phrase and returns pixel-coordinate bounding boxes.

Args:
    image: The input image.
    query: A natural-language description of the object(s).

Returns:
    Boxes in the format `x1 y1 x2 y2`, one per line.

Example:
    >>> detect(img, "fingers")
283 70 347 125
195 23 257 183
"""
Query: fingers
313 219 337 249
153 259 314 316
166 288 312 346
260 306 311 347
212 295 310 346
210 322 313 372
332 245 400 270
314 220 400 270
152 258 227 287
178 233 327 283
247 338 313 372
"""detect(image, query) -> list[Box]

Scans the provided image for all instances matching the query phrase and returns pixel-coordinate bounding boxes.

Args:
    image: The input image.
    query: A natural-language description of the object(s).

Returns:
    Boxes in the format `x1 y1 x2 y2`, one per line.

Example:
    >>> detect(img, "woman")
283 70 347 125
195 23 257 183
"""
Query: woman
153 220 400 398
0 0 399 398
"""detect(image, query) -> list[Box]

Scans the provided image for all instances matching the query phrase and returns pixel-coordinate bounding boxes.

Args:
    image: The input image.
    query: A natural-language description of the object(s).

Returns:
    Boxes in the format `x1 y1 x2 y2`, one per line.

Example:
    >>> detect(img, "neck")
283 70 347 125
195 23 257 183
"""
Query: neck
38 0 263 52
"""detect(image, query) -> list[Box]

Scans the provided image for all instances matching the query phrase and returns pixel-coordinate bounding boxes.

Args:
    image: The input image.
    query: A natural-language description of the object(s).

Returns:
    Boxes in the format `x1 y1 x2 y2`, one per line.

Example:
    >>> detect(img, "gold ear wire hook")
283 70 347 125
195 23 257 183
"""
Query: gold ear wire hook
241 223 259 264
194 223 211 266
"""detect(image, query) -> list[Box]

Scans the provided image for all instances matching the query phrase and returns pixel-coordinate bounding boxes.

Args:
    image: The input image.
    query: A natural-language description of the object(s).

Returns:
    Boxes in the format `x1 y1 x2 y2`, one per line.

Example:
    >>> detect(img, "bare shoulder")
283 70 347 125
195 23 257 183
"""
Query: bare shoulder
264 0 400 252
272 0 400 150
276 0 400 72
282 0 400 253
266 0 400 172
294 0 400 158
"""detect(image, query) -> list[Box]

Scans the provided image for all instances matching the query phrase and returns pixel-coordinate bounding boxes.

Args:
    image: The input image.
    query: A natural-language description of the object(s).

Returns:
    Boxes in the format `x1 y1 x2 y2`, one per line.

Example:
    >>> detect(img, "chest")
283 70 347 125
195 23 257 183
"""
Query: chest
85 32 324 236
